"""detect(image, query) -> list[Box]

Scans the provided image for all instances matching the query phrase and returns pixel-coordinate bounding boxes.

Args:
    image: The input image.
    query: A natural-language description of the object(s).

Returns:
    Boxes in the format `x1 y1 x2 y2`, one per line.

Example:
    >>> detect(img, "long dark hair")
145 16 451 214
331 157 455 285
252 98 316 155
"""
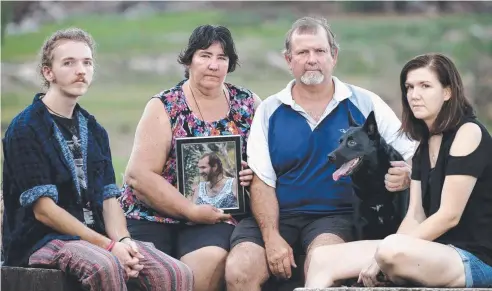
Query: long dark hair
399 53 475 141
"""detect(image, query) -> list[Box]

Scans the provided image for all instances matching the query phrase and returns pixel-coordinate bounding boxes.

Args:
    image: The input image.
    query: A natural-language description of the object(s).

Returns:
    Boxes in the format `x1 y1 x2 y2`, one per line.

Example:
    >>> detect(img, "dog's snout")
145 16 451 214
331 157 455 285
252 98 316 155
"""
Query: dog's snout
328 153 336 163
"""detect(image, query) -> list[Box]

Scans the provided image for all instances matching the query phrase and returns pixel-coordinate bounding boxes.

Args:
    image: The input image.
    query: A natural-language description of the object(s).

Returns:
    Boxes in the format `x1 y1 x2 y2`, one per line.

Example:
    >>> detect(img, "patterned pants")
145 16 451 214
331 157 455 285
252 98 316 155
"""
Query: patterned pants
28 239 193 291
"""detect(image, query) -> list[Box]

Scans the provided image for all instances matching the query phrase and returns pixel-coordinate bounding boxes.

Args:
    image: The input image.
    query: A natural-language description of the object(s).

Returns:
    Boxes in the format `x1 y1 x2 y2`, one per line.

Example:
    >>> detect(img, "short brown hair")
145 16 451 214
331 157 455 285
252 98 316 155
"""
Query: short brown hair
38 27 96 88
284 16 339 57
399 53 475 141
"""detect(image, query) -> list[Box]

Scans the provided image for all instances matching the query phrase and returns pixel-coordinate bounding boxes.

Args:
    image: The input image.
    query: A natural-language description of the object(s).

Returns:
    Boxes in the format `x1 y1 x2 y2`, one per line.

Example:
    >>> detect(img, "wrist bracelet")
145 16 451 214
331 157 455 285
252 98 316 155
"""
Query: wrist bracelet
118 236 131 243
106 240 116 252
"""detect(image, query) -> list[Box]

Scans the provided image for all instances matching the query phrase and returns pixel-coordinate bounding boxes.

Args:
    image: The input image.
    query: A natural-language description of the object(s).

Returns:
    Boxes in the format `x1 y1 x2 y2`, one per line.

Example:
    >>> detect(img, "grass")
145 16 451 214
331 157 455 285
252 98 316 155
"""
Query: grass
2 9 491 186
2 11 223 61
3 11 491 67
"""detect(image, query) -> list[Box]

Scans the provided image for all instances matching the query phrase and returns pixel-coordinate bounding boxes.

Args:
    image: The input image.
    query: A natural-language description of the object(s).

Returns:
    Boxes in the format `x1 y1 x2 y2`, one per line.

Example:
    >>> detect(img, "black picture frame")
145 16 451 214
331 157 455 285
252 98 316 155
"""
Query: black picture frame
175 135 246 215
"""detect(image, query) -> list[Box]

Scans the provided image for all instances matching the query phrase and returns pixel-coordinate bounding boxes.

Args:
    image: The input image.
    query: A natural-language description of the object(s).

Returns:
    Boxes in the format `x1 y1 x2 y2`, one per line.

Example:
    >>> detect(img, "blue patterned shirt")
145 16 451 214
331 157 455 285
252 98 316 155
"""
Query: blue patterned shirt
2 93 120 266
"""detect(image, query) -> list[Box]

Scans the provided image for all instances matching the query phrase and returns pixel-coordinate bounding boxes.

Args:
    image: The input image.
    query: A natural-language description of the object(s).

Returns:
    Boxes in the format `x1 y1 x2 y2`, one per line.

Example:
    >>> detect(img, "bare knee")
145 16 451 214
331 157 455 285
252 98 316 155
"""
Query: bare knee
307 233 346 254
181 246 228 269
225 242 269 287
375 234 412 274
180 246 227 291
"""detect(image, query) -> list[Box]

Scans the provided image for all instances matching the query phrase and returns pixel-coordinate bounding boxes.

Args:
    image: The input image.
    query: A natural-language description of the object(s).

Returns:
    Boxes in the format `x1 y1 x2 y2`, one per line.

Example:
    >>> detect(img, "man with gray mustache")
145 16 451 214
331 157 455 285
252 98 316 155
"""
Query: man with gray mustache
225 16 417 290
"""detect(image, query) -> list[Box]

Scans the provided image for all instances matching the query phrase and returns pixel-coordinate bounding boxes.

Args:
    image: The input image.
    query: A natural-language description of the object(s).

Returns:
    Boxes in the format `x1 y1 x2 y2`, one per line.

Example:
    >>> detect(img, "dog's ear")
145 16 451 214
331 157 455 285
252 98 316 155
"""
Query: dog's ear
363 111 379 138
348 109 360 128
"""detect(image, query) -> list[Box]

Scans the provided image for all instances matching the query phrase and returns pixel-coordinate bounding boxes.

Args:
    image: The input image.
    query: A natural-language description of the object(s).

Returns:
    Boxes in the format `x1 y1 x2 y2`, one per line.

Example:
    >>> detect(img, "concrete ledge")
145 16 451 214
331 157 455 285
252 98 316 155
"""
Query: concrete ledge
295 288 492 291
1 266 173 291
1 266 83 291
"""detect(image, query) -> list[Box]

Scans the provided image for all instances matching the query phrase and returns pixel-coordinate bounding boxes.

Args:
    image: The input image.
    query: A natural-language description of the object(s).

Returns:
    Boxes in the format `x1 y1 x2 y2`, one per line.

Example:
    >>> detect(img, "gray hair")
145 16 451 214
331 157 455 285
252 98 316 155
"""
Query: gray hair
284 16 339 57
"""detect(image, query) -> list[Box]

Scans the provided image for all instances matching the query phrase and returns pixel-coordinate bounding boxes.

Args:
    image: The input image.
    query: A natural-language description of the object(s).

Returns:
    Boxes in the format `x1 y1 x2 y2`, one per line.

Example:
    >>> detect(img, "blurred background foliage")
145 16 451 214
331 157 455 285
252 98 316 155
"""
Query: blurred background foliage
2 1 491 186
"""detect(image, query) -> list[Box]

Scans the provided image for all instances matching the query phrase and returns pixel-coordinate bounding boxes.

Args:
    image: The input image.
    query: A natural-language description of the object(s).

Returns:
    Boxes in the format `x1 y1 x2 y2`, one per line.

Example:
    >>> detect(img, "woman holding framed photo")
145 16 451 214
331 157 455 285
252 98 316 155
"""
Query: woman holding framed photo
117 24 261 291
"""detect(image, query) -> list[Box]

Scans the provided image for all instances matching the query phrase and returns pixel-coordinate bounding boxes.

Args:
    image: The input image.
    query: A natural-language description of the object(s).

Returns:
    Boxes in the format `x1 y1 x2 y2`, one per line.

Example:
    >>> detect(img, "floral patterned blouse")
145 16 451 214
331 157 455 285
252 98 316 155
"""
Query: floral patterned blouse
118 80 256 224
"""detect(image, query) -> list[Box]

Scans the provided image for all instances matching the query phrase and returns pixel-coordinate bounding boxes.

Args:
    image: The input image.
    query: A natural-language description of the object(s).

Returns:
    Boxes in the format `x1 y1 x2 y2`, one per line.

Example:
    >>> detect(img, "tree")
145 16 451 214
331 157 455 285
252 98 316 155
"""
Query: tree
1 2 14 47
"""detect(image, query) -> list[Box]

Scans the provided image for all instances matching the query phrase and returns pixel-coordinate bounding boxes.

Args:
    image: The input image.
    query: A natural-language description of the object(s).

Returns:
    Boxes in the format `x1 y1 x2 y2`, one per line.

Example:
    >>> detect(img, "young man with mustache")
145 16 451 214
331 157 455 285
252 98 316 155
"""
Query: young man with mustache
225 16 417 290
2 28 193 291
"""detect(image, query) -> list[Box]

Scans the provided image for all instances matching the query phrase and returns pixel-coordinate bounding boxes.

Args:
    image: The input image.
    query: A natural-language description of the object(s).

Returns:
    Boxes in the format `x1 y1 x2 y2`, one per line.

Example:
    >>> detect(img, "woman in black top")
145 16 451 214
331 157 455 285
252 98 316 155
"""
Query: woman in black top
304 53 492 288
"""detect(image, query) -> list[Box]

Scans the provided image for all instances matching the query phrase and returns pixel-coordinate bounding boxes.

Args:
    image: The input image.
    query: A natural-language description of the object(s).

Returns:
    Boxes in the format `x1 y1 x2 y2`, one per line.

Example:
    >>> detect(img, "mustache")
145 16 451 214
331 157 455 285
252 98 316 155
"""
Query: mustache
304 67 321 71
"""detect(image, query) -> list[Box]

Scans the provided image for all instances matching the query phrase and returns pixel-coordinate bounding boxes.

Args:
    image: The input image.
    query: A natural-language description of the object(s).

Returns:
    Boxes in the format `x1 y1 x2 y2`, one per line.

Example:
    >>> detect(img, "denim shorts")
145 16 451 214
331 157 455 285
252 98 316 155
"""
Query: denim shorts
450 245 492 288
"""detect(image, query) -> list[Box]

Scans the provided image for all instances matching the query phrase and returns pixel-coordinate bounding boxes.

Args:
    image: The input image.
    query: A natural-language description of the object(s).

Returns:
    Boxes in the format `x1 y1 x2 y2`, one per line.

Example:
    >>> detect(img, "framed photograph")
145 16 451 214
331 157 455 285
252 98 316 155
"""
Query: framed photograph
175 135 246 215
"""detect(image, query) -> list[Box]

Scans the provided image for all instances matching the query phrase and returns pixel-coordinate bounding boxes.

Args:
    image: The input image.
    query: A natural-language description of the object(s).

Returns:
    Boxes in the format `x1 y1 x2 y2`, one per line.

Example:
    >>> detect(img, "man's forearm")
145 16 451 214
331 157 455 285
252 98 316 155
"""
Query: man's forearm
128 171 195 220
250 175 280 240
103 198 130 241
33 197 111 248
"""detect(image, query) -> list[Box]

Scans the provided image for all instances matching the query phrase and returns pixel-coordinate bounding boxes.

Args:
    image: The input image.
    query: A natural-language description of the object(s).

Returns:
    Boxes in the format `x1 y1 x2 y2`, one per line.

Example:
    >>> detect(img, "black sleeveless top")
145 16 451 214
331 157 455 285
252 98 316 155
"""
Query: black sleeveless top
412 117 492 266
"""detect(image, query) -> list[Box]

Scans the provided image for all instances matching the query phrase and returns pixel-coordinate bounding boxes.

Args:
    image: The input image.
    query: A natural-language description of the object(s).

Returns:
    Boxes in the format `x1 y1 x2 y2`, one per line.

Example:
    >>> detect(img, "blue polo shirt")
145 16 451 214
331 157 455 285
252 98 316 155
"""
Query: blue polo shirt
247 77 416 215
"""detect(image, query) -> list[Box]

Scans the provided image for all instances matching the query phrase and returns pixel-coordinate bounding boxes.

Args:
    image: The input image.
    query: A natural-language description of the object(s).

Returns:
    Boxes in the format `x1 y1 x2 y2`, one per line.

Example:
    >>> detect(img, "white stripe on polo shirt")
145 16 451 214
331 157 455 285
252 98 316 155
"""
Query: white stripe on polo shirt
247 76 417 188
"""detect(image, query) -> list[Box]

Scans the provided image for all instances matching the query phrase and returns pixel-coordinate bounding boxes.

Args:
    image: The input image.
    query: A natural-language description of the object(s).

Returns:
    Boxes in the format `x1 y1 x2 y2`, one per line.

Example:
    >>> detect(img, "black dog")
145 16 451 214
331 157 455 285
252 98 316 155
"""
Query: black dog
328 111 409 240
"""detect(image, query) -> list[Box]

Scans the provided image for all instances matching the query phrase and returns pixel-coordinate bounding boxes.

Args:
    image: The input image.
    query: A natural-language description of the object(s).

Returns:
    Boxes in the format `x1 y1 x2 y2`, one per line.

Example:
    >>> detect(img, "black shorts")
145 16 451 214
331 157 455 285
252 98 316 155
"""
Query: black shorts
230 213 354 254
127 219 235 259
